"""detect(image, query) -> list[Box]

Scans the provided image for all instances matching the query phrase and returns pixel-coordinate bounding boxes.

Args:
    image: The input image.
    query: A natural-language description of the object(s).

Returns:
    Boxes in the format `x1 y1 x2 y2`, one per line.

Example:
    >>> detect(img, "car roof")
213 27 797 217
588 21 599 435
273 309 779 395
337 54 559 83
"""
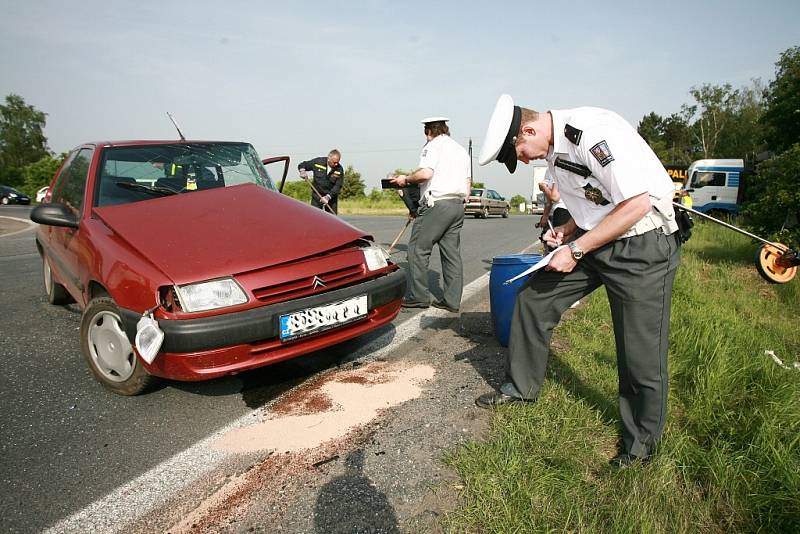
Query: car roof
79 140 249 148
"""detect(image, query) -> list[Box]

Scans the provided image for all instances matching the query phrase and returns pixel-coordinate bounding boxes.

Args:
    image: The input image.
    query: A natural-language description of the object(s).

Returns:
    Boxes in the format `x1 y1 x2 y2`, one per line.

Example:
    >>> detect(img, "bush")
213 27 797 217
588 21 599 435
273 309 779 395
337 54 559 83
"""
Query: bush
21 153 64 197
741 144 800 248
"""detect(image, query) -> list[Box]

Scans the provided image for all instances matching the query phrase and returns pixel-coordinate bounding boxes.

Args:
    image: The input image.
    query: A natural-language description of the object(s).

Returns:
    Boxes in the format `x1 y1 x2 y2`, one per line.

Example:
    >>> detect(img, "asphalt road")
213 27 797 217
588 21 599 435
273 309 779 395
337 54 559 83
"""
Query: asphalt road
0 206 537 533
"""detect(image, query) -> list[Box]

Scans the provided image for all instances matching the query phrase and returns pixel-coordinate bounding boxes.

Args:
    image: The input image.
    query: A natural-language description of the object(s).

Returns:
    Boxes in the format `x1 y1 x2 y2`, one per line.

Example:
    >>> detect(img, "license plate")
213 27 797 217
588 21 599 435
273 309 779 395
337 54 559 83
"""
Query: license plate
279 295 368 341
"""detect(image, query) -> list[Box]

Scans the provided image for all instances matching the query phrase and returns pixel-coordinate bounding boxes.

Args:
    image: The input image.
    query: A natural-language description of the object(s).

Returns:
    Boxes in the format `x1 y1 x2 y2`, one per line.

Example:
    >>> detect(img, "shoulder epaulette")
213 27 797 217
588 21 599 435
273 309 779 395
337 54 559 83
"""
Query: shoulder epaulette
564 123 583 145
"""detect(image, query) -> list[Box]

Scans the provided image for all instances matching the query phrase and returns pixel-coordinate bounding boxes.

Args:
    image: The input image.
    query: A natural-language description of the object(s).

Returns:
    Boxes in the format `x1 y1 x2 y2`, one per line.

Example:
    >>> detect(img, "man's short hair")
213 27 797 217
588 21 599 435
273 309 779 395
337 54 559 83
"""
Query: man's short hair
516 108 540 143
328 149 341 159
424 121 450 138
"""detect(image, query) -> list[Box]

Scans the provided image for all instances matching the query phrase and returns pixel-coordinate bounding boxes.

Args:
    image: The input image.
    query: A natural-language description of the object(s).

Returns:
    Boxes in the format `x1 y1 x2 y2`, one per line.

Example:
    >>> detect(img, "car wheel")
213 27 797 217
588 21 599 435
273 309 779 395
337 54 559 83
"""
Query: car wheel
42 255 73 305
80 297 156 395
472 213 480 218
1 196 8 205
502 207 509 218
482 206 490 219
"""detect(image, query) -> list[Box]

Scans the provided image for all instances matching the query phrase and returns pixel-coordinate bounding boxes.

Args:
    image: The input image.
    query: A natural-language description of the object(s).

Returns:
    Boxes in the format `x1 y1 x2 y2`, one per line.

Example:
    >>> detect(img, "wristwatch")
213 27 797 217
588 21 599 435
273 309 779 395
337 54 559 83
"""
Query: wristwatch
568 241 584 260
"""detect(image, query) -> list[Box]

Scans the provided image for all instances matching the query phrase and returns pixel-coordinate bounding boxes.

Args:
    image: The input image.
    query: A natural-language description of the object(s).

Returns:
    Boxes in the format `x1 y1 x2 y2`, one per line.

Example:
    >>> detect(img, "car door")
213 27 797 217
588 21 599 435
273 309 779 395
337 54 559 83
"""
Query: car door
487 190 499 214
45 146 95 301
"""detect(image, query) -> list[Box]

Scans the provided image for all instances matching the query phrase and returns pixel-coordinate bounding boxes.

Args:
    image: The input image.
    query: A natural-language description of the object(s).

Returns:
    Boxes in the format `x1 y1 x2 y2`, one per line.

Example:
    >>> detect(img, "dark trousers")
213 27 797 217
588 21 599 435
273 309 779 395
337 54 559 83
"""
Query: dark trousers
507 229 681 457
406 199 464 308
312 194 338 214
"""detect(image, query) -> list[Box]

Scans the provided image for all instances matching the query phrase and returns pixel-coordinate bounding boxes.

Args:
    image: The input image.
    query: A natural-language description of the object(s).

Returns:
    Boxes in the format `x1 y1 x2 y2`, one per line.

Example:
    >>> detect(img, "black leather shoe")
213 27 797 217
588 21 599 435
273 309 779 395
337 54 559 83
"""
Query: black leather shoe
431 301 459 313
475 391 534 408
609 453 649 469
401 299 429 309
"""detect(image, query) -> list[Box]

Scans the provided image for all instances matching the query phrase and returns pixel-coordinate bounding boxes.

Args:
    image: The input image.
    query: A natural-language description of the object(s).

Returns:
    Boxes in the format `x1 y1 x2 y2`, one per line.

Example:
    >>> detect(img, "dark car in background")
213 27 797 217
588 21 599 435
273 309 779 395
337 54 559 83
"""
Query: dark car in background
464 188 510 219
1 185 31 205
31 140 405 395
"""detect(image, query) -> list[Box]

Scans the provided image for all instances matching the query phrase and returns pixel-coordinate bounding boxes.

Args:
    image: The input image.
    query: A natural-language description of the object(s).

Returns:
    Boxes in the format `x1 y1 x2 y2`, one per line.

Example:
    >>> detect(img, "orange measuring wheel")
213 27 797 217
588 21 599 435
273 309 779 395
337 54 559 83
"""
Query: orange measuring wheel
756 243 798 284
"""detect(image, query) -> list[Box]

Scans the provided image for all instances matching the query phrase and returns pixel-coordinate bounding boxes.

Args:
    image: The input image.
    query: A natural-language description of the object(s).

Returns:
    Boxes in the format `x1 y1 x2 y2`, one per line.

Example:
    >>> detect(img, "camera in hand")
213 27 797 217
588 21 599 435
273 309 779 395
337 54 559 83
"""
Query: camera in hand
381 178 402 190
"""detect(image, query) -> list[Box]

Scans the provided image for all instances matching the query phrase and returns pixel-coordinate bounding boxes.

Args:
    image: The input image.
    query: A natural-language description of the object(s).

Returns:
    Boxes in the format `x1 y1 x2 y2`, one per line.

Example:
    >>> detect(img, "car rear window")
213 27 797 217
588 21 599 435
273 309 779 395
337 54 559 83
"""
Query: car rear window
470 189 484 196
96 143 277 207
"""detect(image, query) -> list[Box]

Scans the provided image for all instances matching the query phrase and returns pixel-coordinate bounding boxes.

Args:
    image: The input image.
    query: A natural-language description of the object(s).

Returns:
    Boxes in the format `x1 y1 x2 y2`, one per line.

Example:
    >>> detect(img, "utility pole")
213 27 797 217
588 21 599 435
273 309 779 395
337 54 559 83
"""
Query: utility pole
468 138 474 186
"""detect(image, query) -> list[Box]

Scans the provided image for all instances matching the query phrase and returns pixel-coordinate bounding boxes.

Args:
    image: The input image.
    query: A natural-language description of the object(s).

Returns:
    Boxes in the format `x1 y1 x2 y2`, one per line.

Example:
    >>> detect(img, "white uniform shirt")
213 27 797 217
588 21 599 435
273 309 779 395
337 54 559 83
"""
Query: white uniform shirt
545 107 674 230
418 134 471 202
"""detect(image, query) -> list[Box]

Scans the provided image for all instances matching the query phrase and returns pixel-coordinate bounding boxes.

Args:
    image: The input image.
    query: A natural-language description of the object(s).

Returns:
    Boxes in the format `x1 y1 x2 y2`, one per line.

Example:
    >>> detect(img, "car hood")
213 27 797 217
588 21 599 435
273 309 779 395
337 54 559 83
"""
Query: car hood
93 184 369 284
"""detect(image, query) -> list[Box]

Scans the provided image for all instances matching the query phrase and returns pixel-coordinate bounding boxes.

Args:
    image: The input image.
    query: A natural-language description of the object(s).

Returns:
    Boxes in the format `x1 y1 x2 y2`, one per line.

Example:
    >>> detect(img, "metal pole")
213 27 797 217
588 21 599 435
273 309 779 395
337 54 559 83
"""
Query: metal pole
468 138 473 186
673 202 780 247
387 218 412 254
302 176 335 214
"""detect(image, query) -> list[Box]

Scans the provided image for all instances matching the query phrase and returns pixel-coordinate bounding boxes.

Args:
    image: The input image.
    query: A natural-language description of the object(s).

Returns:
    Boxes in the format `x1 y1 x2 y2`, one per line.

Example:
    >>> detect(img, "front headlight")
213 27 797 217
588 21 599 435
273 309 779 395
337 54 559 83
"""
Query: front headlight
362 244 389 271
174 278 248 312
8 193 17 198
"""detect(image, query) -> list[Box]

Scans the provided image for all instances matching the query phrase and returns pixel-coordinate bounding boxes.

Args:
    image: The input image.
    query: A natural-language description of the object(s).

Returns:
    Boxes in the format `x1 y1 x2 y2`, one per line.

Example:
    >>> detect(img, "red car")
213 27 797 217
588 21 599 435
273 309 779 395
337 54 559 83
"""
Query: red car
31 141 405 395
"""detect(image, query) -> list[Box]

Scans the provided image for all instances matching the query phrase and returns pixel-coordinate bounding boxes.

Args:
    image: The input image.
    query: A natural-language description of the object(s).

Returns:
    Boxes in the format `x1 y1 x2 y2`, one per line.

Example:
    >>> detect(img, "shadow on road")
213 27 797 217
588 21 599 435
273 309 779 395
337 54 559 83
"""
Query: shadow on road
314 448 400 534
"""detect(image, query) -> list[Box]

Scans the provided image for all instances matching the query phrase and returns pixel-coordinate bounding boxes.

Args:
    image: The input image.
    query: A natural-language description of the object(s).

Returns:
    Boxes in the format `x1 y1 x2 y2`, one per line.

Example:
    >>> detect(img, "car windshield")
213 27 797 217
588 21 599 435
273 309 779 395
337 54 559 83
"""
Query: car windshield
470 189 484 196
96 142 277 207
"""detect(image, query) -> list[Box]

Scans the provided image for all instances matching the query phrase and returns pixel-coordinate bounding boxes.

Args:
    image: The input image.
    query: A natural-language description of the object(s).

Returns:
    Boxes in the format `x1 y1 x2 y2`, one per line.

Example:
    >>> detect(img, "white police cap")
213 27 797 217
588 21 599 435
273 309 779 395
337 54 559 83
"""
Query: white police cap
478 94 521 173
420 116 449 124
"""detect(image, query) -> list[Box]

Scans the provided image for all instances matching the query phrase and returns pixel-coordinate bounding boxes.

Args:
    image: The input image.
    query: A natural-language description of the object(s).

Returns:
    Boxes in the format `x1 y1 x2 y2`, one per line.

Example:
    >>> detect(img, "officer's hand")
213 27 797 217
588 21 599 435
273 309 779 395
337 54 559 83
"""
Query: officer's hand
299 169 308 178
389 174 406 187
545 246 577 273
320 194 330 204
539 181 561 203
543 228 564 248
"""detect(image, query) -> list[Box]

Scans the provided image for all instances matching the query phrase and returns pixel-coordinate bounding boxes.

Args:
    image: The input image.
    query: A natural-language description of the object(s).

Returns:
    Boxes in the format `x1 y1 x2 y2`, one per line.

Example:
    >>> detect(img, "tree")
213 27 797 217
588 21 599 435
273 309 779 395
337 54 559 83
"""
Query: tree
471 181 485 189
761 46 800 154
662 108 696 164
637 112 664 145
688 83 737 159
0 94 49 186
339 165 366 199
510 194 526 209
21 153 65 196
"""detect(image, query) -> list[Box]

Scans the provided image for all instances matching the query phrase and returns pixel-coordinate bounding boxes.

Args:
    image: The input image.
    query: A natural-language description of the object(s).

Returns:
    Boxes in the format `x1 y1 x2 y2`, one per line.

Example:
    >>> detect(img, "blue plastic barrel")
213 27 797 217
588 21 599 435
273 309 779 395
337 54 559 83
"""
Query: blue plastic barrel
489 254 543 347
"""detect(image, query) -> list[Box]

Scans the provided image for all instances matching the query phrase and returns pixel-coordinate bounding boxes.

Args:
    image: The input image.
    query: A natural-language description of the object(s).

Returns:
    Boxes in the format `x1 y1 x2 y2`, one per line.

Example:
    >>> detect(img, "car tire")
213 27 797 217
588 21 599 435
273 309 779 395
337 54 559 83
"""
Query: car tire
482 206 490 219
43 255 73 305
1 196 8 205
80 297 156 396
502 207 509 218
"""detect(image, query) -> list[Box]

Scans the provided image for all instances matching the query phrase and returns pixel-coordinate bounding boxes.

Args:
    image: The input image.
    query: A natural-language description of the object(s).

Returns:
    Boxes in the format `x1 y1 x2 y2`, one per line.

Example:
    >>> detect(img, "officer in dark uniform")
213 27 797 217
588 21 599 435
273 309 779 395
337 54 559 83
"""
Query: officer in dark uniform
298 149 345 214
475 94 681 468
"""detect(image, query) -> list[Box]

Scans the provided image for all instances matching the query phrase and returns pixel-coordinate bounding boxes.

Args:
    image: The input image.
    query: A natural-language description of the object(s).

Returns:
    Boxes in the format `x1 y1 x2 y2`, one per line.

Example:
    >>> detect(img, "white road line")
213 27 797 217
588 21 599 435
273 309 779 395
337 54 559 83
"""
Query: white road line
0 215 36 238
44 243 538 533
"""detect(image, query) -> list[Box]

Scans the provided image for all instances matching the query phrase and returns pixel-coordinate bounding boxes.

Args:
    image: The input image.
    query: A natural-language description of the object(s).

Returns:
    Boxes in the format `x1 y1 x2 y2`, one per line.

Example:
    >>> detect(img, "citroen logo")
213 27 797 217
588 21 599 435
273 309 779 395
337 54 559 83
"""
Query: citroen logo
312 276 326 290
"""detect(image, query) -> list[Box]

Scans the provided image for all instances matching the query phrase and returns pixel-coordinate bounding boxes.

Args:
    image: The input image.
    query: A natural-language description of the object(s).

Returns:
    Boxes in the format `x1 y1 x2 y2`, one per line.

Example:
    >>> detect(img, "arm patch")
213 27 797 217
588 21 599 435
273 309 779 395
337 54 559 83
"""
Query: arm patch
590 140 614 167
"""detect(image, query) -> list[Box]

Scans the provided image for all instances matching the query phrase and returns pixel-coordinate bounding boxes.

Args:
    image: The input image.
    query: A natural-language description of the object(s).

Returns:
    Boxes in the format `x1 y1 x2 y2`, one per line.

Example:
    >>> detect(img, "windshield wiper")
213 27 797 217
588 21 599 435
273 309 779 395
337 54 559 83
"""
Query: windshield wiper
114 181 178 197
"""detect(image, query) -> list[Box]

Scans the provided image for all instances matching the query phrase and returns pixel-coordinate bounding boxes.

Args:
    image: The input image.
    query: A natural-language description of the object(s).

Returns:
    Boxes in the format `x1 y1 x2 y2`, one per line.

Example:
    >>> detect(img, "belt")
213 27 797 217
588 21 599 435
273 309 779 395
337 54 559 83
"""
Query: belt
618 210 677 239
423 195 464 207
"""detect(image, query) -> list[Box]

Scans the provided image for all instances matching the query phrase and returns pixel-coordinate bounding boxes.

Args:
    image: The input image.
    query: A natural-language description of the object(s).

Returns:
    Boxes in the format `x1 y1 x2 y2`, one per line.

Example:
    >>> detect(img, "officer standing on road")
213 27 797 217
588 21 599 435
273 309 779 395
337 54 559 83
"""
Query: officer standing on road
475 95 681 468
298 149 345 214
389 117 471 313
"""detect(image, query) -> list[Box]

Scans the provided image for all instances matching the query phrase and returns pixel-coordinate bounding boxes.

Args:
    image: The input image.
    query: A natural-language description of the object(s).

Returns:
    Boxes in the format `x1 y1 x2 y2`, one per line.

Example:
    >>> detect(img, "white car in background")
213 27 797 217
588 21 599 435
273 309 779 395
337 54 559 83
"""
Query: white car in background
36 186 49 203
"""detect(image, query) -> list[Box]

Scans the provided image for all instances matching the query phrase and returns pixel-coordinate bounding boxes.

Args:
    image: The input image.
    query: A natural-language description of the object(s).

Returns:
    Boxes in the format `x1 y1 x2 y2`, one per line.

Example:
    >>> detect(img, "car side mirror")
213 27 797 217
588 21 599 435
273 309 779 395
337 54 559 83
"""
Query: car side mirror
30 203 79 229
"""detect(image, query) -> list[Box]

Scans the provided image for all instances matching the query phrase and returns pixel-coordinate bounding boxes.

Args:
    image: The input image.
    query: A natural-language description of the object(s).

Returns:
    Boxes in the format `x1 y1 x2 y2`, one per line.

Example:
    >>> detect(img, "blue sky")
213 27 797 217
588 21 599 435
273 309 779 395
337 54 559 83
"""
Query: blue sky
1 0 797 199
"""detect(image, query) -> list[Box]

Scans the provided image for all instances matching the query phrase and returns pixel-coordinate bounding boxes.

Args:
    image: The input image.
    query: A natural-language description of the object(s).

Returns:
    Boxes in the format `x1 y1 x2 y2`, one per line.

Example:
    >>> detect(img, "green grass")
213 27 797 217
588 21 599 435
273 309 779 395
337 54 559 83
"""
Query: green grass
446 220 800 533
338 198 409 215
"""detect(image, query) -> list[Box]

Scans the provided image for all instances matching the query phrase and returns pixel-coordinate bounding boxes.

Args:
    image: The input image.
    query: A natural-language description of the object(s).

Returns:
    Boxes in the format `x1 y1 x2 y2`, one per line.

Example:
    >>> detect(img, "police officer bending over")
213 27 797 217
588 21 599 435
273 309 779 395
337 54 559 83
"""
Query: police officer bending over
389 117 471 313
298 149 344 214
476 95 681 468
